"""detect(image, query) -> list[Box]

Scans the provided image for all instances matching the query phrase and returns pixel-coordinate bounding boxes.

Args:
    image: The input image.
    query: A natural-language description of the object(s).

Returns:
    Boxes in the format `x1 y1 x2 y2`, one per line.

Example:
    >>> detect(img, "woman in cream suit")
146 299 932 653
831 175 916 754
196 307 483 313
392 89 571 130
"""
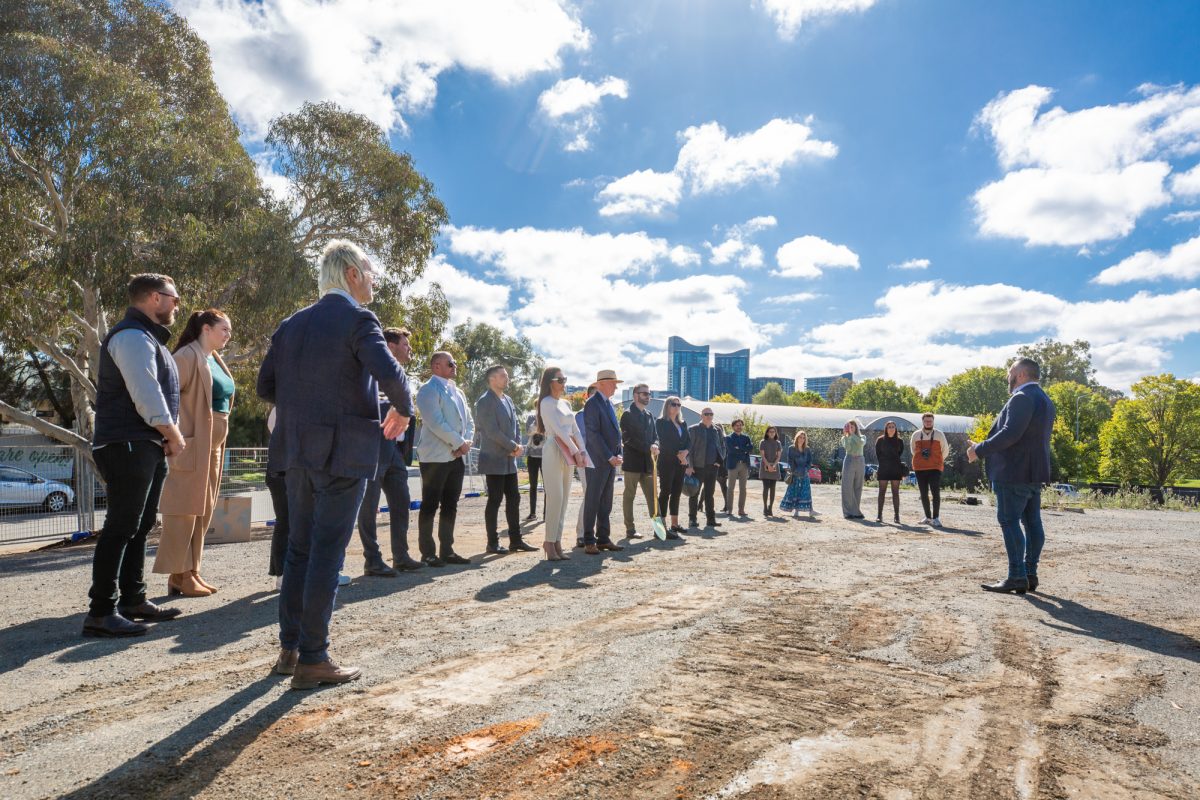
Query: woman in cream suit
536 366 586 561
153 309 235 596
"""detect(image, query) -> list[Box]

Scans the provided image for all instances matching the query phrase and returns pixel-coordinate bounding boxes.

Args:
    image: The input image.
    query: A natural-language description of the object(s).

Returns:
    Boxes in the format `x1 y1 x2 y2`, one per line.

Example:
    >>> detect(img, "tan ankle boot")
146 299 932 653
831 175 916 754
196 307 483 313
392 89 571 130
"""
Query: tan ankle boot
172 572 212 597
192 571 218 593
290 659 361 690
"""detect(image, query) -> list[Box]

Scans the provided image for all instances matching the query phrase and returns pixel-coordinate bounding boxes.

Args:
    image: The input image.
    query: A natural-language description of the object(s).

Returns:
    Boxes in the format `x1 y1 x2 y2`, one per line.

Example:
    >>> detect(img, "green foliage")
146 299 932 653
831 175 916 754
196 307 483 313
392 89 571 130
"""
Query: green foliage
738 411 768 445
709 393 738 404
750 382 789 406
933 366 1009 416
788 390 826 407
839 378 922 412
441 321 544 412
1011 338 1095 386
1099 374 1200 486
825 377 853 407
1043 381 1111 482
969 412 995 445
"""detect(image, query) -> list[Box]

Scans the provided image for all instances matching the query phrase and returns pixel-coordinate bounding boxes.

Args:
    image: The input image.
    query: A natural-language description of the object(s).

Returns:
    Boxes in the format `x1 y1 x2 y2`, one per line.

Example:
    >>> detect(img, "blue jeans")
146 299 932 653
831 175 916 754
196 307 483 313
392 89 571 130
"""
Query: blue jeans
280 468 366 665
993 482 1045 580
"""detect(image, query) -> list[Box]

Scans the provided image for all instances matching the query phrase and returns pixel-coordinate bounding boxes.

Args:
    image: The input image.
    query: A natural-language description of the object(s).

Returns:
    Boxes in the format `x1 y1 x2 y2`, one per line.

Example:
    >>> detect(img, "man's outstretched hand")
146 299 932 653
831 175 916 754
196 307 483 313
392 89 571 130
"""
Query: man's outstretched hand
382 408 410 440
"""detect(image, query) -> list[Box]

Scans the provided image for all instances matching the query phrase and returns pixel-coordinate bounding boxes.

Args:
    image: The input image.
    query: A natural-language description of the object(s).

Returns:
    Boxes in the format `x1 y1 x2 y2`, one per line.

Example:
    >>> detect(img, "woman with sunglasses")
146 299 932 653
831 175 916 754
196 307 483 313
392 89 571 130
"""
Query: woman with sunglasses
654 396 690 536
535 367 587 560
874 421 905 523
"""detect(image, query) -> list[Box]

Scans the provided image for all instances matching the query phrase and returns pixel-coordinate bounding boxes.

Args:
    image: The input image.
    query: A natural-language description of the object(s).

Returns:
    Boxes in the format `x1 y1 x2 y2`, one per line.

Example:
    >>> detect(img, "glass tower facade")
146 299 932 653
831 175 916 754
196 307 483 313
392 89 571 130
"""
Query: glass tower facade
804 373 853 399
667 336 710 399
749 377 796 396
713 348 751 403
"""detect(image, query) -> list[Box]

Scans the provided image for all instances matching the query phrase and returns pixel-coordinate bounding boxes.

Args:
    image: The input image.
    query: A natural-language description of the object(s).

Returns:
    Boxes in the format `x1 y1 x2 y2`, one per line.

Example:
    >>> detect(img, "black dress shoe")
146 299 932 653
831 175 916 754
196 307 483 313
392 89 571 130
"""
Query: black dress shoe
708 520 721 528
394 555 424 571
442 553 471 565
1027 575 1039 592
364 563 399 577
508 539 538 552
117 601 182 622
981 578 1029 594
688 520 699 529
421 555 445 568
82 613 148 638
665 531 683 540
525 513 537 521
670 525 687 533
575 540 585 549
485 543 509 555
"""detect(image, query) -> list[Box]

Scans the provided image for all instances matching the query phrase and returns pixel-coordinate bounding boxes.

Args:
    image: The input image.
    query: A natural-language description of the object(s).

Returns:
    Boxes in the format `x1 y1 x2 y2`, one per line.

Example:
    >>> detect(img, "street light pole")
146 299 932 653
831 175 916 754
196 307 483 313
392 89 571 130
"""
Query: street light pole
1074 393 1083 441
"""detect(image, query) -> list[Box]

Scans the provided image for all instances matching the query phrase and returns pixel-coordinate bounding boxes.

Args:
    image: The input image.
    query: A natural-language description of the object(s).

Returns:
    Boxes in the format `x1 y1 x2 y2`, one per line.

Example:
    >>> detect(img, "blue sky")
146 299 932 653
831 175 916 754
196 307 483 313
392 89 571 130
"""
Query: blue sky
176 0 1200 392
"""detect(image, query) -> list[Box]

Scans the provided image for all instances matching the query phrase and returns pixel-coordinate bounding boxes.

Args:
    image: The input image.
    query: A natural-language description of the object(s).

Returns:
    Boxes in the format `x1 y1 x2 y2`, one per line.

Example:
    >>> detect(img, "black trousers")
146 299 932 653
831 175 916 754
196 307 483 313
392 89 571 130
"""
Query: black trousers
762 479 777 510
717 463 729 510
916 469 942 518
418 458 464 558
267 471 290 576
88 440 167 616
484 472 522 545
688 465 719 525
658 457 685 516
358 462 411 566
526 455 542 515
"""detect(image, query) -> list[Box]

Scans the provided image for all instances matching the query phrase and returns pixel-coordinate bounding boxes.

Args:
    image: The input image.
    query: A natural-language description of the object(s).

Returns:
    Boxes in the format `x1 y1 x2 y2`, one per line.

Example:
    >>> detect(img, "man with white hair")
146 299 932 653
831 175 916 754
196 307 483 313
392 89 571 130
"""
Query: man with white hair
258 240 412 689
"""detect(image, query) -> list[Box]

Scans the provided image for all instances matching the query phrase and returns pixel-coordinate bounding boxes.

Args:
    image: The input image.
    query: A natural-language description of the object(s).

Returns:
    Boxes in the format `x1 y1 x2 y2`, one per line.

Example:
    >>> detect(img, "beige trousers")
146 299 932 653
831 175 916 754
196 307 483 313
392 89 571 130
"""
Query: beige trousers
621 470 655 531
542 444 575 544
154 413 228 574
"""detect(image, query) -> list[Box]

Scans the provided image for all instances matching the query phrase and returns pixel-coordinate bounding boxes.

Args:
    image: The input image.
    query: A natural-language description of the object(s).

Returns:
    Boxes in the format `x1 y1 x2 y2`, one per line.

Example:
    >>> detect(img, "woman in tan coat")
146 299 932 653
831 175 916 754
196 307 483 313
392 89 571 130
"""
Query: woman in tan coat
153 309 235 596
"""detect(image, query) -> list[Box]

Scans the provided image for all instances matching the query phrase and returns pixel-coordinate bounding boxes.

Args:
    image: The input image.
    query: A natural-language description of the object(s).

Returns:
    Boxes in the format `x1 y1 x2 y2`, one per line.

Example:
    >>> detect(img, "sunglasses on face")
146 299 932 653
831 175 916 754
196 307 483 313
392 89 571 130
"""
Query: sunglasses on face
667 402 680 407
552 377 567 384
702 412 714 417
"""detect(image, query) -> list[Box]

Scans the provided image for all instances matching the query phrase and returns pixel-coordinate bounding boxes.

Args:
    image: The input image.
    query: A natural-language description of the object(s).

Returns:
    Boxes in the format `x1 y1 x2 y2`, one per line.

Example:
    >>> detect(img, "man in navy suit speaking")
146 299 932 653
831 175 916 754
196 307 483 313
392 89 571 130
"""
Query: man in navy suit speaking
257 240 412 689
581 369 625 555
968 357 1056 595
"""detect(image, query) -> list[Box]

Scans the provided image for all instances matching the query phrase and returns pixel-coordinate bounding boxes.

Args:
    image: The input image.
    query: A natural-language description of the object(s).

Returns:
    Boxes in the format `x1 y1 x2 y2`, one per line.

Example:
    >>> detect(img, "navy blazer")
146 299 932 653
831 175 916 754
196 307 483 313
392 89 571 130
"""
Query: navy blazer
257 293 412 480
583 392 622 470
974 383 1056 485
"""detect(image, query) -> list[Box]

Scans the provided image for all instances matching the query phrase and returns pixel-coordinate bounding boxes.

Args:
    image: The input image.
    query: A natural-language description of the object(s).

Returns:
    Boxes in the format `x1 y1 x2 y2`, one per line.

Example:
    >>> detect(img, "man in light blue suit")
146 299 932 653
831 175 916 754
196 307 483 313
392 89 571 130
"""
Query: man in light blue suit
581 370 624 555
415 352 475 567
969 357 1056 595
257 240 411 689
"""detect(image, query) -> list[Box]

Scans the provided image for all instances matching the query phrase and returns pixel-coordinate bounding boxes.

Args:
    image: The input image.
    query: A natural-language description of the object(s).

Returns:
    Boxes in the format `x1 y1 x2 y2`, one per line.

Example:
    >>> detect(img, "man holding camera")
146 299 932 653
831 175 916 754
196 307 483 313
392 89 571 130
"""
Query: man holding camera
910 412 949 528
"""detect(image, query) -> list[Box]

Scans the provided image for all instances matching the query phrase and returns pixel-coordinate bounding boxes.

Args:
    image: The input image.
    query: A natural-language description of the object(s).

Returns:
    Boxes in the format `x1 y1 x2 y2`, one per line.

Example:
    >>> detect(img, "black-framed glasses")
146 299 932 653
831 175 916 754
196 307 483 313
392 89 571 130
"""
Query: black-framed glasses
155 289 180 303
667 402 680 407
702 411 714 416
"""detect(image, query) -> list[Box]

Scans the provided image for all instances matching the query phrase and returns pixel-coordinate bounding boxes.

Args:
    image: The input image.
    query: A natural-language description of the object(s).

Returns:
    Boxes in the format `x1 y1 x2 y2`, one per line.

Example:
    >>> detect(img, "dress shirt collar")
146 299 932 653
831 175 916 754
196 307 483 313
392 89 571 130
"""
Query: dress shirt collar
430 373 453 391
1012 380 1039 394
324 288 360 308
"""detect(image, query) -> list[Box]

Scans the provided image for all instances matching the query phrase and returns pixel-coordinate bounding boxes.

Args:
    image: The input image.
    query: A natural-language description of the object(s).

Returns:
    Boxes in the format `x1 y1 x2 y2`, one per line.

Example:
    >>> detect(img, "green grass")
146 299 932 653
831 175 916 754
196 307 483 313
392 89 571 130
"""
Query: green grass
1176 479 1200 488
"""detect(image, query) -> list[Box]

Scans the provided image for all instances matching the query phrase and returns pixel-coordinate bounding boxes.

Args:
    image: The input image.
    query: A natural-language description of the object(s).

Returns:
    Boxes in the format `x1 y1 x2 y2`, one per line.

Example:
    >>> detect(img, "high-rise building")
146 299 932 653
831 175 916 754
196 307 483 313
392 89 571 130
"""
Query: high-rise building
749 376 796 397
713 348 751 402
805 372 853 399
667 336 710 399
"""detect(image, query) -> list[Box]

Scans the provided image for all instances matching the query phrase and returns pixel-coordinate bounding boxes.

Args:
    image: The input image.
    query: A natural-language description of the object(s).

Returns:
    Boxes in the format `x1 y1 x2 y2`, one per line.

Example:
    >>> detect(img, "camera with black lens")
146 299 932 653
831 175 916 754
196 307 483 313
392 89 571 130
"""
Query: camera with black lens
920 447 932 459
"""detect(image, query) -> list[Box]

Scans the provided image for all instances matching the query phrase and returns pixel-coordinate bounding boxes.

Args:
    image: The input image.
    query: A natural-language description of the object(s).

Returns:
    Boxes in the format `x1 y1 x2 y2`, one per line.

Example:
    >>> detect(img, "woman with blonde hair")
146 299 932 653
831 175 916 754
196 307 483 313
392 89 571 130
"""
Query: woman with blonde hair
536 366 587 561
154 309 235 596
841 419 866 519
779 430 814 519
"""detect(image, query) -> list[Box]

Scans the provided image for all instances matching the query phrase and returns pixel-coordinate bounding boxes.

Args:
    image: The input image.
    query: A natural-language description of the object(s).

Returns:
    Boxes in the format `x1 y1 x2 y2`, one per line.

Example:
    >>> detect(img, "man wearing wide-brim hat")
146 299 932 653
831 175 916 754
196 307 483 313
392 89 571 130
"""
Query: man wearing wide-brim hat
580 370 625 554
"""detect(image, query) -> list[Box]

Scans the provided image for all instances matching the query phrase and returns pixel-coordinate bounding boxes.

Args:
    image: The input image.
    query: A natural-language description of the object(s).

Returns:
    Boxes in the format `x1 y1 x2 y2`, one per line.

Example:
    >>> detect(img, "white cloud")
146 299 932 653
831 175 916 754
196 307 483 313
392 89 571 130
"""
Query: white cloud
597 118 836 216
444 225 771 388
972 83 1200 246
706 216 777 268
1092 235 1200 285
597 169 683 217
668 245 702 267
409 256 515 335
1166 210 1200 223
774 235 859 278
755 0 879 40
762 292 820 304
176 0 590 137
888 258 930 270
537 75 629 152
1173 162 1200 197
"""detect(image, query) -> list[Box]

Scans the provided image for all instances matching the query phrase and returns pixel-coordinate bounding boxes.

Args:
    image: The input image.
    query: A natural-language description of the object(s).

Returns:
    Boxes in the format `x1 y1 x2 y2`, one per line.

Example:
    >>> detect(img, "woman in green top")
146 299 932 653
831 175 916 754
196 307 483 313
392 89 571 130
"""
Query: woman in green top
154 309 235 596
840 420 865 519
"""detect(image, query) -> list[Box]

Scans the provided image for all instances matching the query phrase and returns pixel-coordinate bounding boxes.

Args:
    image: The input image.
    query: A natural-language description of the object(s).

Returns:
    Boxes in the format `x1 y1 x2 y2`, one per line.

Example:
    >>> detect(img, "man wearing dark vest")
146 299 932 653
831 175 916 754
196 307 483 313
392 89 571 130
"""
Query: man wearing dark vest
83 274 186 637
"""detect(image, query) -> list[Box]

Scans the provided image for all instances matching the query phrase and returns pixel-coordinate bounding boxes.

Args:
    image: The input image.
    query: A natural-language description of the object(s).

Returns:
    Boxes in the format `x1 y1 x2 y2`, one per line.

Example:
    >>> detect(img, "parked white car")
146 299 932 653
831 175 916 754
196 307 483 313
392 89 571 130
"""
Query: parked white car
0 466 75 512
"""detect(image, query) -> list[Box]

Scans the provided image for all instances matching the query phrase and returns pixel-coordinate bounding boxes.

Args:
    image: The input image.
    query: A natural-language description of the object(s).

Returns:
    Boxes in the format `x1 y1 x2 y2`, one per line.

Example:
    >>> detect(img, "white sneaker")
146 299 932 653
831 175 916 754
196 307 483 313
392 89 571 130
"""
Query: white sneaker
274 576 283 591
931 518 943 528
918 517 932 525
338 574 351 586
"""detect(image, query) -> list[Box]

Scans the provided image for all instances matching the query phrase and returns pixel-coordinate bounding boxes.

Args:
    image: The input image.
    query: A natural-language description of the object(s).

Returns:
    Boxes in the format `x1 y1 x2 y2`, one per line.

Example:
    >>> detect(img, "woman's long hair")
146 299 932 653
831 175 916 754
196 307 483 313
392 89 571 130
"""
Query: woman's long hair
793 430 808 451
659 395 682 421
876 421 898 444
173 309 229 354
535 366 562 435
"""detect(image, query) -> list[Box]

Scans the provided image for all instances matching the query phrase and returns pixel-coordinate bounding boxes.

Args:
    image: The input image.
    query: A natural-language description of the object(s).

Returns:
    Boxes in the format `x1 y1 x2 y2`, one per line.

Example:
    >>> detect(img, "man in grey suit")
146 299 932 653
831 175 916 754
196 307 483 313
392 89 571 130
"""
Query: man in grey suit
686 408 725 529
415 352 474 566
356 327 423 576
475 365 538 555
257 240 411 689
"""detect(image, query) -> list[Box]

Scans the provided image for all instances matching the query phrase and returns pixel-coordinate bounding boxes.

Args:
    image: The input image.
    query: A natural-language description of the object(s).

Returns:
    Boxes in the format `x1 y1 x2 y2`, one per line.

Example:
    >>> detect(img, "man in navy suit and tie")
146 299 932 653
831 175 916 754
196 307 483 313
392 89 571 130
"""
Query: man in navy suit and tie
257 240 412 689
968 357 1056 595
582 370 625 555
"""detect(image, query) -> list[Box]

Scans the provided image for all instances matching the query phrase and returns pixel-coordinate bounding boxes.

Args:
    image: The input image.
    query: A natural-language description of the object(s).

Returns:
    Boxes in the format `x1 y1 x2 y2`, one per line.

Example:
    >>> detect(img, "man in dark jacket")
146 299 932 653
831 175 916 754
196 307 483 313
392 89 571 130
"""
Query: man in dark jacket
582 370 624 554
258 240 412 689
969 357 1056 595
83 274 186 638
686 408 725 529
620 383 660 538
723 418 753 517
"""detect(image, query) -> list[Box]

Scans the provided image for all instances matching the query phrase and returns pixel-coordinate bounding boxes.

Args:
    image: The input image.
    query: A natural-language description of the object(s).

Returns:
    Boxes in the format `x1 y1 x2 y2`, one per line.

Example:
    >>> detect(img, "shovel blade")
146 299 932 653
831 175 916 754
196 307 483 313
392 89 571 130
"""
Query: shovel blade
652 517 668 540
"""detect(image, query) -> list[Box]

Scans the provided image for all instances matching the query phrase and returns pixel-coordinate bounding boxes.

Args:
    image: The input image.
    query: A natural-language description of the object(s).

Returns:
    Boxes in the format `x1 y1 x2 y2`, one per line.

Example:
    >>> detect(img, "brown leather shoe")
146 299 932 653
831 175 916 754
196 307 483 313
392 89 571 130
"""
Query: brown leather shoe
273 647 299 675
290 659 362 690
598 542 624 551
584 544 600 555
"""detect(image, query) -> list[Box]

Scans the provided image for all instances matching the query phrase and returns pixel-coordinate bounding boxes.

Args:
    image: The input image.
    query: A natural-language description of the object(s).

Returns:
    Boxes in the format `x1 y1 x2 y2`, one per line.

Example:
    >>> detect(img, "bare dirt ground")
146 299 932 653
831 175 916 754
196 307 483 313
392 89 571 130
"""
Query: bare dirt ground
1 482 1198 799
